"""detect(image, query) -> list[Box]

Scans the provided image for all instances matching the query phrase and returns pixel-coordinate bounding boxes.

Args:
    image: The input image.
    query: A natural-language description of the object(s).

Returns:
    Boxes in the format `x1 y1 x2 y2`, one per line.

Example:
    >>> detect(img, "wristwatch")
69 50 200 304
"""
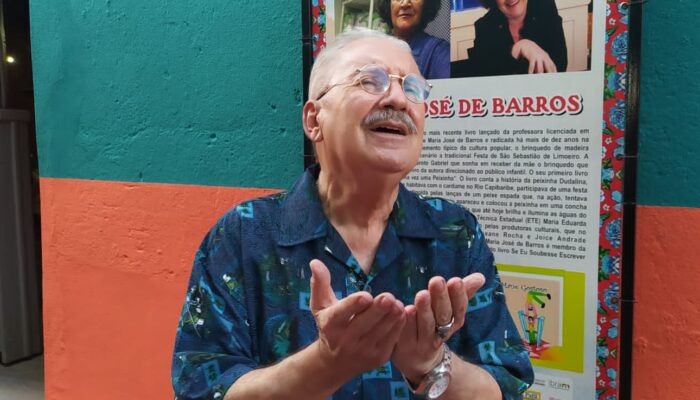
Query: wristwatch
403 343 452 399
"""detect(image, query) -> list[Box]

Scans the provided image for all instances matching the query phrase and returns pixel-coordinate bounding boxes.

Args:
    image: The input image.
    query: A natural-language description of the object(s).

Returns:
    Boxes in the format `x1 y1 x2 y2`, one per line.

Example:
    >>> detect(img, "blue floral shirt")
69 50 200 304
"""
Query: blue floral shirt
172 165 533 399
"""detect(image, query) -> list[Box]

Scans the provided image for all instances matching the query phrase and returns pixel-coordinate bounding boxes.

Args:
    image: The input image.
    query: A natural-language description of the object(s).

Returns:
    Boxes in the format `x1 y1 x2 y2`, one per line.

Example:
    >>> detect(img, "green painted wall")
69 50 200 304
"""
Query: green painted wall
30 0 303 188
637 0 700 207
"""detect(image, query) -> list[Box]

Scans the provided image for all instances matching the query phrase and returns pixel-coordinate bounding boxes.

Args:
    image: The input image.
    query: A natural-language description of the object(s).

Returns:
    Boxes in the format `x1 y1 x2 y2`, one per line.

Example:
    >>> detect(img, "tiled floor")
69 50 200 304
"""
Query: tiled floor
0 355 44 400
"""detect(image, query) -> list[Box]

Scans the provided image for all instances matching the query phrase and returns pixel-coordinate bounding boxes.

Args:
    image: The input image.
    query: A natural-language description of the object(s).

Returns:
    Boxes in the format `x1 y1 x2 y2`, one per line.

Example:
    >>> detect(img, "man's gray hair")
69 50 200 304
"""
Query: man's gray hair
308 28 411 101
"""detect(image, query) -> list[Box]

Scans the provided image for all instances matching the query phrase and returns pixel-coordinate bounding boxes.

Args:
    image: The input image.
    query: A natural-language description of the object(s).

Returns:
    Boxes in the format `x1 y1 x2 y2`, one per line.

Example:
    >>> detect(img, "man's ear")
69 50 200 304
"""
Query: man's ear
302 100 323 142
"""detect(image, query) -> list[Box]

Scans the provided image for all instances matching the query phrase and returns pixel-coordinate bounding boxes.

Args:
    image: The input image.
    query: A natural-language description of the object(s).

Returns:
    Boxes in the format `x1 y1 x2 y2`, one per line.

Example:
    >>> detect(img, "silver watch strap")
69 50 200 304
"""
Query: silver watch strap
402 343 452 396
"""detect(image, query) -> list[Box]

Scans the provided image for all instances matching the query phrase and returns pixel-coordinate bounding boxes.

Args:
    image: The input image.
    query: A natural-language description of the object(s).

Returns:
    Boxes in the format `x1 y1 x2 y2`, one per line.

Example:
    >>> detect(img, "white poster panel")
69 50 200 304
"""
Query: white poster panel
314 0 616 397
401 1 605 397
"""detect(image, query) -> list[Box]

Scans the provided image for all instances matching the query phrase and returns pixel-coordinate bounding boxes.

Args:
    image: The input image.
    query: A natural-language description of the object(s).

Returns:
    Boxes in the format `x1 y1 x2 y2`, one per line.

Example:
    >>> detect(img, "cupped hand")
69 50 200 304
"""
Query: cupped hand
392 273 485 383
511 39 558 74
309 259 407 377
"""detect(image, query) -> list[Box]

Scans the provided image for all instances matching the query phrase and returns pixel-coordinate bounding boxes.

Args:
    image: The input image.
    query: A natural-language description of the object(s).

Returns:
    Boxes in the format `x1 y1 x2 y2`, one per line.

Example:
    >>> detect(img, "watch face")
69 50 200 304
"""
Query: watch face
427 374 451 399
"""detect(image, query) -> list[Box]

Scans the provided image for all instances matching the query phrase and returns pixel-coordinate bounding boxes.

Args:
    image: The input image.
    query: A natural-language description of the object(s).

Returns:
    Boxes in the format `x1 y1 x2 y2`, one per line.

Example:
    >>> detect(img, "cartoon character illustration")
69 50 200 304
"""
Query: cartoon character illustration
517 290 551 357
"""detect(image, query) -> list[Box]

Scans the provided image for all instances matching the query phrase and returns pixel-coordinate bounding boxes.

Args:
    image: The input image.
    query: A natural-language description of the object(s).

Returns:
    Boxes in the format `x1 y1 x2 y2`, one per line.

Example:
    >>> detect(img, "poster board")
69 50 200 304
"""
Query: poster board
306 0 634 397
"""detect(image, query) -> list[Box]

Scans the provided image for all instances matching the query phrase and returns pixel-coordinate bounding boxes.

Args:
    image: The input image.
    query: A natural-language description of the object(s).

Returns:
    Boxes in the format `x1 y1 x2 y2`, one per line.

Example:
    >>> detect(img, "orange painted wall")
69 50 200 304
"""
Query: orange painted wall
632 205 700 399
40 177 278 399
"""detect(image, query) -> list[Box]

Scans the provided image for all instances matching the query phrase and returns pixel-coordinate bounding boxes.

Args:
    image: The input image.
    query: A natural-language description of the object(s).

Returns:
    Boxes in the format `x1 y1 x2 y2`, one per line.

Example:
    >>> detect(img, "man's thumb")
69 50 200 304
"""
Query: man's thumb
309 259 337 312
463 272 486 300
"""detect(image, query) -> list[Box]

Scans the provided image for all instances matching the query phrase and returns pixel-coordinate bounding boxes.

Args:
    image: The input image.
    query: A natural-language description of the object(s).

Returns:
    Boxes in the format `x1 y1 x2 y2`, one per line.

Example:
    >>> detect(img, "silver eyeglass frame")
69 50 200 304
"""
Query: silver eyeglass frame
315 64 432 104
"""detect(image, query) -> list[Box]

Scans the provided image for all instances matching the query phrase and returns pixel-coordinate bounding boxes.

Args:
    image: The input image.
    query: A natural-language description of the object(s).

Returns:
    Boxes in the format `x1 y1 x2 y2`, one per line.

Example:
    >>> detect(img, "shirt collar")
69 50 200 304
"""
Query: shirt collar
391 183 442 239
275 164 329 246
276 164 441 246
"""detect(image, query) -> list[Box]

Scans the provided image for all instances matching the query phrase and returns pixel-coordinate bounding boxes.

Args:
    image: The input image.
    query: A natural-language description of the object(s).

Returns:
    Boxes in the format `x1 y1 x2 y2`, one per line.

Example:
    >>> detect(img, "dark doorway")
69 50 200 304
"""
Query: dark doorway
0 0 43 370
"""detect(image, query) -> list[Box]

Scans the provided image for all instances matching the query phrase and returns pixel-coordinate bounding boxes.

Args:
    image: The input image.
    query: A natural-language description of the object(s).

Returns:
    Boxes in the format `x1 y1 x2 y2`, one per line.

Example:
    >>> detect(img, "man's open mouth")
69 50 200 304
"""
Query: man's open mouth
363 110 416 136
370 123 407 136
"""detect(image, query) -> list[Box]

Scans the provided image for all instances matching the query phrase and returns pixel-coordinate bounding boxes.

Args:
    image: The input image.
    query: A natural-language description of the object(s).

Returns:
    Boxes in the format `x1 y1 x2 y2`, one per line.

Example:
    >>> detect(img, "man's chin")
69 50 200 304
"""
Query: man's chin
366 156 419 178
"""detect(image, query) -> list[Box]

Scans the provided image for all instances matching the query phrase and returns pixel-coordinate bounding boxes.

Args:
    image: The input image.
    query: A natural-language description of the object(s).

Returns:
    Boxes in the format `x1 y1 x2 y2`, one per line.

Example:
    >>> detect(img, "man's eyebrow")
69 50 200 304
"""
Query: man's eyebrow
373 62 412 75
355 61 409 75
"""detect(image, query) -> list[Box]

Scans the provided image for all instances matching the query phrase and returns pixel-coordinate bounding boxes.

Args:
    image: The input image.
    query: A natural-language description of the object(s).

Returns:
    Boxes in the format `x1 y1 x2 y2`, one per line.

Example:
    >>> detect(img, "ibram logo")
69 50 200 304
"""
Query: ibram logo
548 380 571 391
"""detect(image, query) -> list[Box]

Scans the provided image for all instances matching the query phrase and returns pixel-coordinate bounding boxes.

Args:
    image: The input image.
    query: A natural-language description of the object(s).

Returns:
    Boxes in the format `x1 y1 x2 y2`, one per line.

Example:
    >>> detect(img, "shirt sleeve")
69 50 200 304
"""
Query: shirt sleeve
427 39 451 80
542 0 568 73
453 213 535 399
466 18 489 76
172 209 257 400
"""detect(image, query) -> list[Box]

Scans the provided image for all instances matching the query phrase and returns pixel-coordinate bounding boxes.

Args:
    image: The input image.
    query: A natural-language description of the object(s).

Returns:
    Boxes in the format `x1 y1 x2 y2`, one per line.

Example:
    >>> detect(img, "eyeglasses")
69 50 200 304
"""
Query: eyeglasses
316 64 432 104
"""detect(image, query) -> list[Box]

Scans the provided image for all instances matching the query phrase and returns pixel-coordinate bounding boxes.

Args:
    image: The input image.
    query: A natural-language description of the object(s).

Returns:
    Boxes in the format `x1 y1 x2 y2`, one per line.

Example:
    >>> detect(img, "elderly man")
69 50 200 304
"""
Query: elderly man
172 29 533 400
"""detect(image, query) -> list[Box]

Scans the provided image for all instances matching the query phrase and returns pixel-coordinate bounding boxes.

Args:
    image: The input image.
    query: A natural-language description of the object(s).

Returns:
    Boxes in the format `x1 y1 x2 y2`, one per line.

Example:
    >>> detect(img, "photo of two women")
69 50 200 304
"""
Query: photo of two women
333 0 592 79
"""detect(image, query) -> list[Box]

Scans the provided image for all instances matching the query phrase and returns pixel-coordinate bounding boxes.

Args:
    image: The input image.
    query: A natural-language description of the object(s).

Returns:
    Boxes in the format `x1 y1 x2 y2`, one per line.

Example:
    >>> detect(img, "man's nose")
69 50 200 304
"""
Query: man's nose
378 78 408 110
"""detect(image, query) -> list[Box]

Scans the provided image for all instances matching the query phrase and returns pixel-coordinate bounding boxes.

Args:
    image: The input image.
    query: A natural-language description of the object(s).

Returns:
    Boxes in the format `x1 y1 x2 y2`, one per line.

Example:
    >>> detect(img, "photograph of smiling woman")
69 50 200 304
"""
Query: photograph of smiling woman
451 0 589 78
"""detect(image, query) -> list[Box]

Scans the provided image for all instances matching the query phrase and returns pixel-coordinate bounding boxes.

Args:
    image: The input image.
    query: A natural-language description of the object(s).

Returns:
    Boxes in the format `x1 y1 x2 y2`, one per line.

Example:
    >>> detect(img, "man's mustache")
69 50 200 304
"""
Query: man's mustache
362 109 418 136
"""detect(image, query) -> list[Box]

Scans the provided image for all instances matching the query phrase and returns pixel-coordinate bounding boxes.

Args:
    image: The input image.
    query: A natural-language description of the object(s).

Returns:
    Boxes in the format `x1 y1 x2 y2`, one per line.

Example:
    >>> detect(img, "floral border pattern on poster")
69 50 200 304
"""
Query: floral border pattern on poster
311 0 327 58
596 0 629 398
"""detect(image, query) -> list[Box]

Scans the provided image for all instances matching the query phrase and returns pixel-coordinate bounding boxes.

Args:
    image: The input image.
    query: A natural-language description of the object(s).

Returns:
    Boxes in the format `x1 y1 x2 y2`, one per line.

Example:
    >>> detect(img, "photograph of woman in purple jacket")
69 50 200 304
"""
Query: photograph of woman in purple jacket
377 0 451 79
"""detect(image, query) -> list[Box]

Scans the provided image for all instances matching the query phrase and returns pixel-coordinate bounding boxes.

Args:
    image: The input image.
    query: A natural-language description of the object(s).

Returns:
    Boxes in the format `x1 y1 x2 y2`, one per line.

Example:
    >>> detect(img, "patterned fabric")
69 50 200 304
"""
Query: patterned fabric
172 165 533 400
